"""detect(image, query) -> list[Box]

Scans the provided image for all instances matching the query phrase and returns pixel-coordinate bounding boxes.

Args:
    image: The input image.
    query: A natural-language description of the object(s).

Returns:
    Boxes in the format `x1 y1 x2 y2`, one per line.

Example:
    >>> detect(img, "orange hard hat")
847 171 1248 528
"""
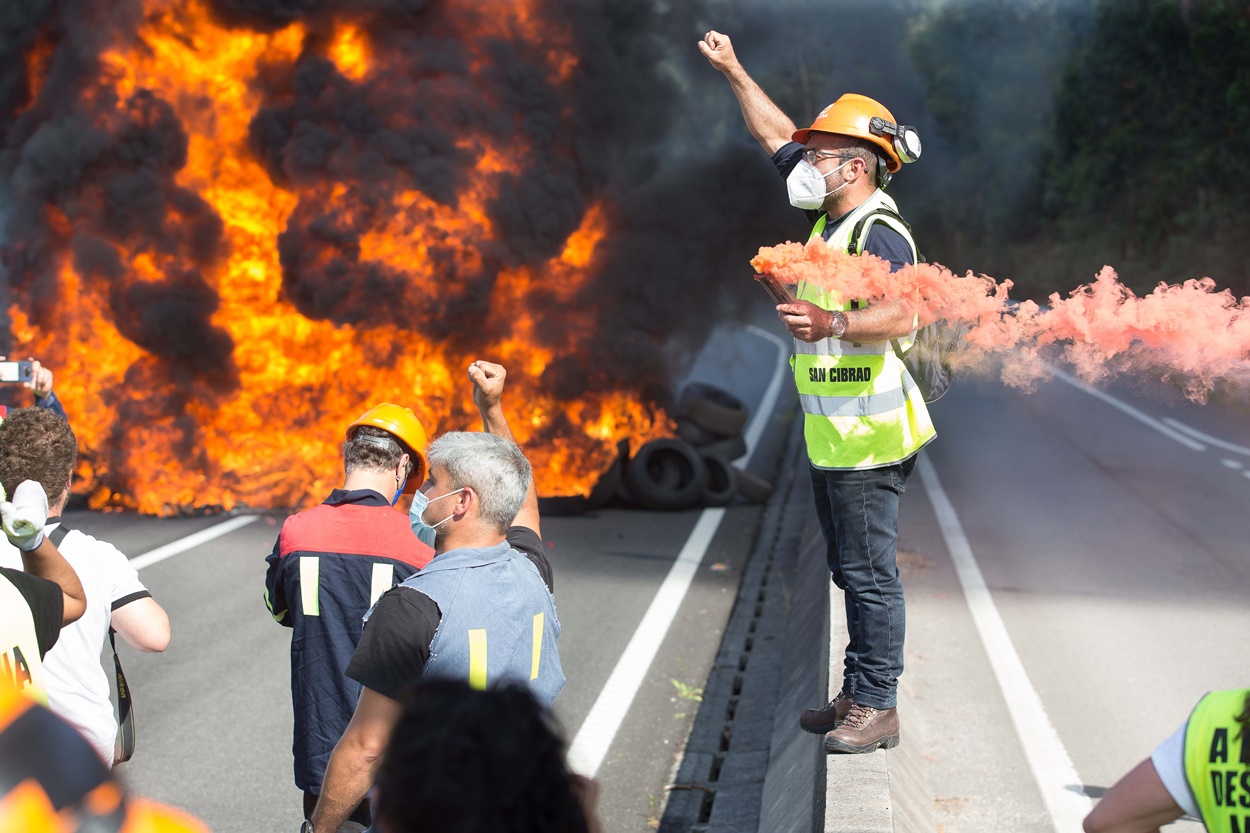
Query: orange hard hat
347 404 429 489
792 93 916 173
0 687 210 833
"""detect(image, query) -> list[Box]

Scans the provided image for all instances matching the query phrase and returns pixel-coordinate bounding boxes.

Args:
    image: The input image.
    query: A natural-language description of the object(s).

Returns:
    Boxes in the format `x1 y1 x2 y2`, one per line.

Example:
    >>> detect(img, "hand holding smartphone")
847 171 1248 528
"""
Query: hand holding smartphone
0 361 34 384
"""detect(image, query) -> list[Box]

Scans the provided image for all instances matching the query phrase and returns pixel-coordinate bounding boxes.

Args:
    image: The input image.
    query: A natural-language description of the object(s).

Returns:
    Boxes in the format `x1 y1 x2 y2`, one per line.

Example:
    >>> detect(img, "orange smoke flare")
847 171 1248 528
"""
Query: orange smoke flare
752 238 1250 403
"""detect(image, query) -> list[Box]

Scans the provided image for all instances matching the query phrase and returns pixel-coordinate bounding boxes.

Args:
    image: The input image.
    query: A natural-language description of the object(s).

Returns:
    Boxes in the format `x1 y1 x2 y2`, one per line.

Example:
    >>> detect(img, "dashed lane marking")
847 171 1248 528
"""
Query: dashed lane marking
1046 367 1205 452
1162 417 1250 457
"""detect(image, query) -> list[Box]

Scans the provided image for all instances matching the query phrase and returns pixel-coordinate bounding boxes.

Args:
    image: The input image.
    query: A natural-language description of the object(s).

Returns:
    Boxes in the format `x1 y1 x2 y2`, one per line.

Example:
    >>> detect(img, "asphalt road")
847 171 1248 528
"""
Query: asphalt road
64 321 793 833
49 341 1250 833
897 367 1250 832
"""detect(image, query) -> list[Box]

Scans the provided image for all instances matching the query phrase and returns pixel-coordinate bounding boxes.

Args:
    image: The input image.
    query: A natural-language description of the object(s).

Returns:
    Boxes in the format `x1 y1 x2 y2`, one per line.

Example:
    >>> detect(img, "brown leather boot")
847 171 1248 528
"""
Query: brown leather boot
823 702 900 753
798 689 854 734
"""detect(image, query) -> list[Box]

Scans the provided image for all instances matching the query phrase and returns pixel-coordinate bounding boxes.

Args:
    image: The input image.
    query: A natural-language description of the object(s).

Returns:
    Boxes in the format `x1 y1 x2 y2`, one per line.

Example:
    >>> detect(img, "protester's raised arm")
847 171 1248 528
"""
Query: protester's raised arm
469 361 540 536
2 481 86 625
698 30 797 155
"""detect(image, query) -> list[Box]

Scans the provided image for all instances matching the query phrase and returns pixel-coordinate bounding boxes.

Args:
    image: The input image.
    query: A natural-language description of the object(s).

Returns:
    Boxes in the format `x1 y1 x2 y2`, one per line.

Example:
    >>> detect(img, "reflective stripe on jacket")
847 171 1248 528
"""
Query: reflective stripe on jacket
794 189 935 469
1183 688 1250 833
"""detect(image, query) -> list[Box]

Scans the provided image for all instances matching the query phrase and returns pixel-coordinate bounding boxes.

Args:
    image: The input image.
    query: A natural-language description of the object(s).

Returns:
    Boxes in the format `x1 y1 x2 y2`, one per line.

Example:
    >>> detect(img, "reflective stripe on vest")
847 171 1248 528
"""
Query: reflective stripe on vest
795 189 935 469
395 544 565 709
1183 688 1250 833
0 575 48 701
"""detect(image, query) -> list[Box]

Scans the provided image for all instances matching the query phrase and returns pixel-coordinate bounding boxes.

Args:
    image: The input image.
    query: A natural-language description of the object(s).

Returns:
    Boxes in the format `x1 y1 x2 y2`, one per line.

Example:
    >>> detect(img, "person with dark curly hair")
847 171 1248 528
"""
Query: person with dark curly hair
370 679 599 833
1084 688 1250 833
0 406 168 765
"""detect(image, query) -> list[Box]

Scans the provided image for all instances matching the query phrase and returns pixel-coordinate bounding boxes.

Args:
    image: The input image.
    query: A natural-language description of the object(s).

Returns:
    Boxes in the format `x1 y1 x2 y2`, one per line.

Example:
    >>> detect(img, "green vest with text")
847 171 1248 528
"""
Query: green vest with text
793 189 935 470
1184 688 1250 833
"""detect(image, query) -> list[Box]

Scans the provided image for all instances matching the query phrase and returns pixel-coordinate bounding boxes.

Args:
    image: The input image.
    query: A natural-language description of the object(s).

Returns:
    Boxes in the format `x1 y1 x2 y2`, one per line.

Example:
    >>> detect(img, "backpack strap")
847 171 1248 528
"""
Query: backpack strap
49 522 136 763
846 207 912 256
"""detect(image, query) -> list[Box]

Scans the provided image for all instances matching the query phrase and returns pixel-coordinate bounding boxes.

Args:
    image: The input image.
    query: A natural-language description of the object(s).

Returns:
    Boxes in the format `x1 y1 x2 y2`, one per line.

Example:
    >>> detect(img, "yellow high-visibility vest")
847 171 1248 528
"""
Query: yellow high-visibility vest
1183 688 1250 833
0 573 48 702
792 189 935 469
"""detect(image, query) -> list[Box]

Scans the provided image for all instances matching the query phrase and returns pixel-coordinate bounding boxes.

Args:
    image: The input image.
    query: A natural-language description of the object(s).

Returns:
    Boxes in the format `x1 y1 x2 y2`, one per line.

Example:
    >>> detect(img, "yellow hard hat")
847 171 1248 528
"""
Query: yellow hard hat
0 687 210 833
347 404 429 488
792 93 921 173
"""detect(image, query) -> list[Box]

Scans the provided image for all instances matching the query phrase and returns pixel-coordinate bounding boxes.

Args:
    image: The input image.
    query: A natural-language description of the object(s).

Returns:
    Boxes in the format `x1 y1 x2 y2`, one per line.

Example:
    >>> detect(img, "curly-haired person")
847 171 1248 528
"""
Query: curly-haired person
371 679 599 833
0 406 169 766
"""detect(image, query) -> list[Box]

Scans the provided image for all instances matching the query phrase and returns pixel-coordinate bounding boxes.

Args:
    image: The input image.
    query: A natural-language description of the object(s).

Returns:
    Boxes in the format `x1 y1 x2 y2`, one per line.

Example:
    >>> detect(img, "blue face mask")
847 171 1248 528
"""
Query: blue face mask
409 487 465 547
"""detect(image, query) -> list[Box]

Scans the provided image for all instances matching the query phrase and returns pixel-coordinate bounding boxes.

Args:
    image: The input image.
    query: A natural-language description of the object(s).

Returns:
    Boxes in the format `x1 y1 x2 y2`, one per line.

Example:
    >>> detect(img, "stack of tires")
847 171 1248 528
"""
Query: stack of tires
613 383 773 512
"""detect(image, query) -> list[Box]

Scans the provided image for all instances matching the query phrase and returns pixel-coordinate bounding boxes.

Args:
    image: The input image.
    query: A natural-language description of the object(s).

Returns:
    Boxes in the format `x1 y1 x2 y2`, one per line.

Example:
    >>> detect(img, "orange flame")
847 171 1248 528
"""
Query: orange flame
9 0 671 514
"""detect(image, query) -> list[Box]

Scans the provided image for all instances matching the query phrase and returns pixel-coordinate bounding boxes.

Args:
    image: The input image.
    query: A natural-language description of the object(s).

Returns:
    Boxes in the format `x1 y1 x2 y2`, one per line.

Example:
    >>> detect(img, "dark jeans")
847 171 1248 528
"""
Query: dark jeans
810 455 916 710
303 790 371 833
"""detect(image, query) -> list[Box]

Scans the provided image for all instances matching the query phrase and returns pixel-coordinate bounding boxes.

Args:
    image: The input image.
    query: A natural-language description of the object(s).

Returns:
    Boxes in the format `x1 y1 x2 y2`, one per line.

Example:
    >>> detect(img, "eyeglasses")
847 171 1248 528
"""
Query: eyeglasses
802 149 858 166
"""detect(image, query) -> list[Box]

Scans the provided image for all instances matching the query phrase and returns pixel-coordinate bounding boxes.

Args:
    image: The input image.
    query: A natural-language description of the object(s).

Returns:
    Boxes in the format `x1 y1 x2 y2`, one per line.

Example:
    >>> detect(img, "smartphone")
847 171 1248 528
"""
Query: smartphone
0 361 33 384
755 274 795 305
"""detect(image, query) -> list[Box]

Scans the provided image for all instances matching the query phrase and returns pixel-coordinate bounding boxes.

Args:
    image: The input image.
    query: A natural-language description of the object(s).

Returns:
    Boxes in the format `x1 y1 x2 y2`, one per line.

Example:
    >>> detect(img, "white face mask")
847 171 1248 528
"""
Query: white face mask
409 486 465 545
786 158 852 210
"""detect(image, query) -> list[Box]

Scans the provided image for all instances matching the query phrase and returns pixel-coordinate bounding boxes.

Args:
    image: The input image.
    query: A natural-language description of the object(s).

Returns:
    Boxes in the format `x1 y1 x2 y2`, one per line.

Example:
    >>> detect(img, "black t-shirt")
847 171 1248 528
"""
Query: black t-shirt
771 141 914 273
1 567 64 658
346 527 552 700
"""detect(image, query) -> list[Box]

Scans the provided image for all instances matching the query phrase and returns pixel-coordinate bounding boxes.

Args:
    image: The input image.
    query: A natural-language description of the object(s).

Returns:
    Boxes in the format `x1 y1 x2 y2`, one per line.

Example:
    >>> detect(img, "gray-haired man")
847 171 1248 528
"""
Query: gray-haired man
308 361 564 833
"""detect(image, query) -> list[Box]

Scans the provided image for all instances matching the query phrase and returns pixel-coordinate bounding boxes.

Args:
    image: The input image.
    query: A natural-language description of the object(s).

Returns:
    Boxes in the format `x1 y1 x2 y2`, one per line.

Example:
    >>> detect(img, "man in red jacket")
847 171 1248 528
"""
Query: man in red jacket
265 404 434 832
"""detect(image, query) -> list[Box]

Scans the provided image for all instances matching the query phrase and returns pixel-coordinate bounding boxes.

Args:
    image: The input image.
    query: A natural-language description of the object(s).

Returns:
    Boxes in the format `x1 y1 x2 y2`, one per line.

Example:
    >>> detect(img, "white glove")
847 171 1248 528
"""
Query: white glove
0 480 48 552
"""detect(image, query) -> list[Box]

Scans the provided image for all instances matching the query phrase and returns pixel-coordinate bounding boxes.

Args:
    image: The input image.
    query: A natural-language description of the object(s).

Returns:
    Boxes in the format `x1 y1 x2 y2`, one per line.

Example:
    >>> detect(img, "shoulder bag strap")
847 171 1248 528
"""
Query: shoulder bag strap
50 523 136 763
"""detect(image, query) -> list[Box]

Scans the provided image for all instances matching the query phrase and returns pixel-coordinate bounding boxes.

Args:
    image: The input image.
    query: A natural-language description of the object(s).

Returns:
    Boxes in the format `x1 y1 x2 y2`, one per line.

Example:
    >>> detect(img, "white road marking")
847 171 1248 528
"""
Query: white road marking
1222 458 1244 470
1046 366 1205 452
1162 417 1250 457
917 454 1092 832
129 515 260 571
568 325 789 777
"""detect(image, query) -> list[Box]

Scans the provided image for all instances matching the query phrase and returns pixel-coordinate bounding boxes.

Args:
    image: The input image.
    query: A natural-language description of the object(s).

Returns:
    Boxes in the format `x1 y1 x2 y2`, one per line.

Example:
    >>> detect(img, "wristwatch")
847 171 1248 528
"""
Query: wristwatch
828 310 848 339
300 821 314 833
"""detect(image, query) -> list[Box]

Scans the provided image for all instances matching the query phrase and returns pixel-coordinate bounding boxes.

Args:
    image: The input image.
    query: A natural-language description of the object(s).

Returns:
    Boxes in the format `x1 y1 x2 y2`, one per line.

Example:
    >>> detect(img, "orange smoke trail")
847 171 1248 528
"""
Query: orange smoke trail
752 239 1250 403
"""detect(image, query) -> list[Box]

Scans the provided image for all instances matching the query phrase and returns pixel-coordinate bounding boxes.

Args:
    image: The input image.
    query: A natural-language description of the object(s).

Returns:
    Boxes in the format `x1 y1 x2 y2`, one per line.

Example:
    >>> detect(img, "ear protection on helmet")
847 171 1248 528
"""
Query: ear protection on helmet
868 116 922 165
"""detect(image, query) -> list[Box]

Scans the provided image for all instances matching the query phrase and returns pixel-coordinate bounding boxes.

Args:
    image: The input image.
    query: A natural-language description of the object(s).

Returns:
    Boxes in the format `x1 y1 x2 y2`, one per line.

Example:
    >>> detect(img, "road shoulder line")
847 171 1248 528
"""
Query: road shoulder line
917 453 1091 832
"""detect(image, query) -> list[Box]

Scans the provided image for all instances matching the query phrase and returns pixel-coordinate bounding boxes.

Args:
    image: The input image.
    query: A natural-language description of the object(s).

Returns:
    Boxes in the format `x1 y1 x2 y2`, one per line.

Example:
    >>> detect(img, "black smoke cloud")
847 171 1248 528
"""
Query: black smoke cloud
238 0 796 398
1 0 801 475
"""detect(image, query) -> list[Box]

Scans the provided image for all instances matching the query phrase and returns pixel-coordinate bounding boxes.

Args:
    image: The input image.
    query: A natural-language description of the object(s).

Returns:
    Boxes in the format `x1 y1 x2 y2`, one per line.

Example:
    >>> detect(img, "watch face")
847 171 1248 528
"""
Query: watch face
831 312 847 337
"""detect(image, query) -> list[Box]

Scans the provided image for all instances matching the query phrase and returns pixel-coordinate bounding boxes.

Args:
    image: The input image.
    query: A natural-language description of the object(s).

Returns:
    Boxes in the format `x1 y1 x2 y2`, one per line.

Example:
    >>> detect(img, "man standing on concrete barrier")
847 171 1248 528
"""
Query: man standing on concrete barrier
701 30 935 754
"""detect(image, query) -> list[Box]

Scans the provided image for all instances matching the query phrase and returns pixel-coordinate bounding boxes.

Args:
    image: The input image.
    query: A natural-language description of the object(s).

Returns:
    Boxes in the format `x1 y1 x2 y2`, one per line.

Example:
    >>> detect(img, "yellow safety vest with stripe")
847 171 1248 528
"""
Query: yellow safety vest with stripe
1184 688 1250 833
793 189 936 470
0 573 48 702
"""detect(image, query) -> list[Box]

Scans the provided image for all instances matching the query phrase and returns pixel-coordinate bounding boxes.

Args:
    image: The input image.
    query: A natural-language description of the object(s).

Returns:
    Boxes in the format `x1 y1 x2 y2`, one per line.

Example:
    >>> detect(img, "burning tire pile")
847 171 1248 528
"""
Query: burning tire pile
541 383 773 515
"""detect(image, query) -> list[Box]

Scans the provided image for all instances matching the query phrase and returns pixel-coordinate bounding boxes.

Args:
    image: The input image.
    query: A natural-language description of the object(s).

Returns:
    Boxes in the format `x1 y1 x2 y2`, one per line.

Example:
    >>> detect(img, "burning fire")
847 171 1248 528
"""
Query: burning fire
5 0 671 514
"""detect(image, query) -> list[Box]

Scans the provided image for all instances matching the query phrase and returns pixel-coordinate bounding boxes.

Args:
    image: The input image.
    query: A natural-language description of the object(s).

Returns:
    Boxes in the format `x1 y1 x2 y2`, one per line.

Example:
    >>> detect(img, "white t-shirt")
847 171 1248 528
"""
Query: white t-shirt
1151 719 1200 818
0 520 150 766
